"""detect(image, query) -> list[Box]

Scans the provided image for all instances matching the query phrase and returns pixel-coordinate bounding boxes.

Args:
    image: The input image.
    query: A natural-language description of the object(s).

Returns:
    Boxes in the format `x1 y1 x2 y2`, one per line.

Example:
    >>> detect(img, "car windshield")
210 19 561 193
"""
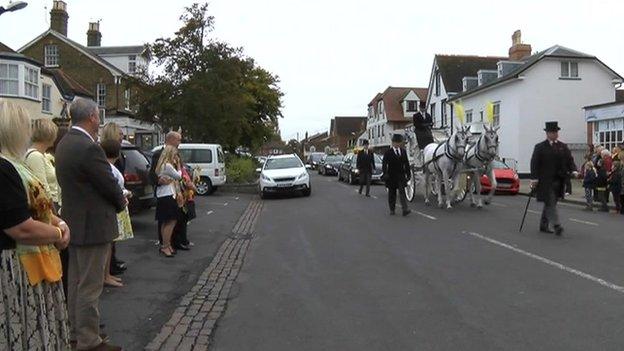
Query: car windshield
309 154 324 162
491 160 509 169
264 157 303 170
325 156 343 163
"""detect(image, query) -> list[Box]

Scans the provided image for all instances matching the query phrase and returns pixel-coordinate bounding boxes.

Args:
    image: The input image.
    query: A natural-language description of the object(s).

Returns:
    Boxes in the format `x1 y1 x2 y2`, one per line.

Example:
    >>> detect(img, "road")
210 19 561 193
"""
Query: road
209 173 624 351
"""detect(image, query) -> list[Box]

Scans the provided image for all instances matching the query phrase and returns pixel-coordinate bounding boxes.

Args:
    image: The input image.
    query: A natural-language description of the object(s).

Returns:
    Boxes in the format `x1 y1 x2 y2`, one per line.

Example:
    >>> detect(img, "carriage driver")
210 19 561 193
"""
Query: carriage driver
413 101 434 165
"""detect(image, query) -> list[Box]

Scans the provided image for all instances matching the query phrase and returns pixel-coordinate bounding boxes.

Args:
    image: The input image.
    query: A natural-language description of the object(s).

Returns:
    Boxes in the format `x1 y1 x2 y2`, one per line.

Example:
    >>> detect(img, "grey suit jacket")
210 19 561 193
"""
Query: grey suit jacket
55 128 126 246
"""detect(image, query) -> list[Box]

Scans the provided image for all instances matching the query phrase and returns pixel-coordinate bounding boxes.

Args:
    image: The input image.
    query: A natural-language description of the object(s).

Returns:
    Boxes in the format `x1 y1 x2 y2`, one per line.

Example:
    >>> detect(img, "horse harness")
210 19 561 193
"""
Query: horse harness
465 135 496 167
425 139 463 176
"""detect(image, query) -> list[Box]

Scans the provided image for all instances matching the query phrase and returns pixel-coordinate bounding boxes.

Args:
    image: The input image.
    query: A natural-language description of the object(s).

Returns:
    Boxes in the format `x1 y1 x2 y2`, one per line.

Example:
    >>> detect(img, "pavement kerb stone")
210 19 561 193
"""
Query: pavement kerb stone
145 199 263 350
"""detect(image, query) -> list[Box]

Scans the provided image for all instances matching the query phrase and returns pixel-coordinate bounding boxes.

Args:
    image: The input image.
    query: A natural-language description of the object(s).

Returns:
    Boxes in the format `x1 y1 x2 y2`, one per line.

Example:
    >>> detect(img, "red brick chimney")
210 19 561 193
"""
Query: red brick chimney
508 30 532 61
50 0 69 36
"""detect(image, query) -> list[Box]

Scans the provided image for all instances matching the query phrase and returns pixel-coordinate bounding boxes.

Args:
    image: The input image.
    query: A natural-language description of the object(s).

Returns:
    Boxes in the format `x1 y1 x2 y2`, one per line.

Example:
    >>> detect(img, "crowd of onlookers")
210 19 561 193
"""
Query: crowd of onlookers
0 97 197 351
582 144 624 214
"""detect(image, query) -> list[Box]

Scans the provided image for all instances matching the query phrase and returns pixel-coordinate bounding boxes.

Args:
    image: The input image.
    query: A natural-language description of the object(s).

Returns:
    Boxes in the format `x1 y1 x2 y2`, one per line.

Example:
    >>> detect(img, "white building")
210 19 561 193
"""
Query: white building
584 96 624 152
449 43 623 174
366 87 428 150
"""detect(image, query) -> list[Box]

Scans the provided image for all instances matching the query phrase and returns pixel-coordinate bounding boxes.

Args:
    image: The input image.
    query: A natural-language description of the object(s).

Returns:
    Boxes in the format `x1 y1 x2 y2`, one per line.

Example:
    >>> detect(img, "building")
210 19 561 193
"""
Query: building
302 131 331 155
584 100 624 152
448 31 623 174
17 1 160 149
329 116 367 154
0 48 93 124
366 87 428 151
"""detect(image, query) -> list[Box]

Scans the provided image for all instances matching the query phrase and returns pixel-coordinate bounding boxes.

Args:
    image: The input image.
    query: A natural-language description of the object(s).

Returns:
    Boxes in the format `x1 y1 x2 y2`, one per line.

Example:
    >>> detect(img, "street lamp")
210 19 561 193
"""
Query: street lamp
0 1 28 16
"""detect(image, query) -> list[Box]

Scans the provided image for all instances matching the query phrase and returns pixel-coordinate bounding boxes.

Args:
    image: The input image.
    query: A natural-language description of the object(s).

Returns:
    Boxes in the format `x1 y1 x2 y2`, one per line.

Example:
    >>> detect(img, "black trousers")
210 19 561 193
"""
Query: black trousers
388 185 409 212
359 172 372 195
541 181 560 227
173 210 189 247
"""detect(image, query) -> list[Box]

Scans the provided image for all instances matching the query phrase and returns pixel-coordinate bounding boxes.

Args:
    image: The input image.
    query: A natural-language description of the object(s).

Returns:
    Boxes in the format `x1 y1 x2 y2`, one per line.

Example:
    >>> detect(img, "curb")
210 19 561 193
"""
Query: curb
519 191 617 210
219 183 259 194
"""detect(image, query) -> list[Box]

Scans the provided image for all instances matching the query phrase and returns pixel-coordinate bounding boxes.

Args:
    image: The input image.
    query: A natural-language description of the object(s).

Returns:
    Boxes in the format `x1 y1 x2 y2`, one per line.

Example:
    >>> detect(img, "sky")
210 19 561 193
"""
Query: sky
1 0 623 141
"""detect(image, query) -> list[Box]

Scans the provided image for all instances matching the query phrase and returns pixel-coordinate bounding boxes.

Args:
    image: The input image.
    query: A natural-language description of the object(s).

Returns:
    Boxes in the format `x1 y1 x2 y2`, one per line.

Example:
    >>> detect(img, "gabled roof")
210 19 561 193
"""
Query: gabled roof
435 54 507 94
332 116 367 136
368 93 382 107
400 88 428 102
369 87 428 122
0 42 15 53
43 68 94 99
449 45 624 101
18 29 125 76
89 45 150 59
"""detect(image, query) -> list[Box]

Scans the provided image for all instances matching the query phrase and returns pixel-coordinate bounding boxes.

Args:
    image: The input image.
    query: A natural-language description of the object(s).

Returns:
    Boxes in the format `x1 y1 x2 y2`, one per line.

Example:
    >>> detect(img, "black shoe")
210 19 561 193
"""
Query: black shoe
173 243 191 251
110 266 125 276
114 259 125 265
365 194 371 197
554 225 563 236
114 262 127 271
402 209 411 217
540 226 554 234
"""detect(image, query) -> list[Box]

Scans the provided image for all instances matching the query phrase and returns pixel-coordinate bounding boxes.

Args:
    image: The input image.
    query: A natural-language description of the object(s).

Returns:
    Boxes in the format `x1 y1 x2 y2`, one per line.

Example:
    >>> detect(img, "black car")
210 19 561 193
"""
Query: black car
318 154 344 176
338 152 383 185
121 141 155 214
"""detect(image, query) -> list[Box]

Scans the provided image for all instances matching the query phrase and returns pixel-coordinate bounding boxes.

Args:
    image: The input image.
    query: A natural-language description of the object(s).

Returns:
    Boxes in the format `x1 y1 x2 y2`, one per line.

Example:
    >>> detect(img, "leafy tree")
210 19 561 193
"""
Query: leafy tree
135 3 283 151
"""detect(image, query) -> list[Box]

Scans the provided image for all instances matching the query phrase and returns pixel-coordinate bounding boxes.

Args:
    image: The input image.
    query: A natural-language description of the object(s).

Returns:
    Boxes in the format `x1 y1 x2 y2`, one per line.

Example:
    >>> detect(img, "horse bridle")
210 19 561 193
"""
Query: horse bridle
466 134 497 164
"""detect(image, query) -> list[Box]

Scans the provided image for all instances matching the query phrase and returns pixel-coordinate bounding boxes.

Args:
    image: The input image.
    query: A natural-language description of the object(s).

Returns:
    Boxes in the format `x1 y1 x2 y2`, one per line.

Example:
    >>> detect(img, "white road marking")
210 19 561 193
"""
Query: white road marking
415 211 437 220
527 209 540 215
372 195 379 199
463 231 624 294
569 218 599 226
206 211 214 216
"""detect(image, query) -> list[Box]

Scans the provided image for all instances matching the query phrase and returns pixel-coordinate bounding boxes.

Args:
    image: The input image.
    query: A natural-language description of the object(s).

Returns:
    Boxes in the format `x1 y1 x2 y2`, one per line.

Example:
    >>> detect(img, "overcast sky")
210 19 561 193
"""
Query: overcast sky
1 0 623 140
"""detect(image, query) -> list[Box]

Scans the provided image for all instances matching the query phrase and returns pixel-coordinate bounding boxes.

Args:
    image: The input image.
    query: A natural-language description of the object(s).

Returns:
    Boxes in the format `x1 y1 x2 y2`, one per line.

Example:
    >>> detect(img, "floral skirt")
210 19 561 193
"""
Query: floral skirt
0 250 70 351
115 207 134 241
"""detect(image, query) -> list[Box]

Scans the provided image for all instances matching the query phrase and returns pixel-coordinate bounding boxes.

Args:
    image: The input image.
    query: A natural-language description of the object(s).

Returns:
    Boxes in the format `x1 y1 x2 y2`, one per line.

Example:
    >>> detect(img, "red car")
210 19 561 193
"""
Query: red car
480 160 520 195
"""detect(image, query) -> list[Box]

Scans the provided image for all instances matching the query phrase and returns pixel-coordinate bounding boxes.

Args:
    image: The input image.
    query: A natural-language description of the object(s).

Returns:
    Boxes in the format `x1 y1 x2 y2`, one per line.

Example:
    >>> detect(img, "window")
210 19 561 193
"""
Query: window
493 102 500 126
406 100 418 112
560 61 579 78
44 45 59 67
382 125 385 136
96 83 106 107
595 119 624 151
430 103 436 122
192 149 213 163
0 63 19 95
128 55 137 73
42 84 52 112
466 110 473 123
441 100 447 127
435 70 441 96
24 67 39 99
124 89 131 110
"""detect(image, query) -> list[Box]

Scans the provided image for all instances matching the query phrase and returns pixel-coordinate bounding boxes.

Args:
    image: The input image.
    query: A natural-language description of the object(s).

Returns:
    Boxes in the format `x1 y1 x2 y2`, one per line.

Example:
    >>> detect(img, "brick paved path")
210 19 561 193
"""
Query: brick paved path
145 199 263 351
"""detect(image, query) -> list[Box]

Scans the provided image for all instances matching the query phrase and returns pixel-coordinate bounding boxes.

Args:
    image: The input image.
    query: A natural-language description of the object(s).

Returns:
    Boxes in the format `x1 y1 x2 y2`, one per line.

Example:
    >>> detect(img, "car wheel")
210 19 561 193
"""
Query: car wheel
338 172 343 181
195 177 213 196
303 185 311 197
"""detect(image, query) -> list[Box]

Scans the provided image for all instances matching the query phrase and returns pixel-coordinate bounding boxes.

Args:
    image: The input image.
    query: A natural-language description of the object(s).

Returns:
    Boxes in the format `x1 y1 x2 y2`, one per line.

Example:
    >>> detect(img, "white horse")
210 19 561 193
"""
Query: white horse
463 125 500 208
423 125 471 209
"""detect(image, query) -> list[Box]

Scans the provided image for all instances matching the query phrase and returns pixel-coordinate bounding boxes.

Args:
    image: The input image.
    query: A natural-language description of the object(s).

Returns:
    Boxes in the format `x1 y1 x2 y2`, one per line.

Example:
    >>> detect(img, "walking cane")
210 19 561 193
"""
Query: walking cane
519 188 534 232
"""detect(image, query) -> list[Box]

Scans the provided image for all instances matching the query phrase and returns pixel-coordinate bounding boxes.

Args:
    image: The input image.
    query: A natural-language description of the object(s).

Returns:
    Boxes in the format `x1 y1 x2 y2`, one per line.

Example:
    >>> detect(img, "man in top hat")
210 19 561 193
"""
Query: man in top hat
382 133 411 216
530 121 578 236
413 101 434 150
356 139 375 196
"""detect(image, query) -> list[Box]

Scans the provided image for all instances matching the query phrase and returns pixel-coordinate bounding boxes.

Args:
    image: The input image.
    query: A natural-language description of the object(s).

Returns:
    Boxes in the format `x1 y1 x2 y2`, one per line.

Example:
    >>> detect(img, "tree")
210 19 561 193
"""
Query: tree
136 3 283 151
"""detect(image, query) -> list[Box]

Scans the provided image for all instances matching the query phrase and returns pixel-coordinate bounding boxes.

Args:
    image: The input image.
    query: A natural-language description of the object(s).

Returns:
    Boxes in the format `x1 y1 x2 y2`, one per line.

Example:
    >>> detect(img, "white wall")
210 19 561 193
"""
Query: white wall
99 54 148 74
427 62 450 128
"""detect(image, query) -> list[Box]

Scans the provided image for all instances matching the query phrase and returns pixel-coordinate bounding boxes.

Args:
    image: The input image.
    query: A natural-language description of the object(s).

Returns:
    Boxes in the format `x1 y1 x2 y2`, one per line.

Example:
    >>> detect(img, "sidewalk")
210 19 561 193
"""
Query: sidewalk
518 179 617 209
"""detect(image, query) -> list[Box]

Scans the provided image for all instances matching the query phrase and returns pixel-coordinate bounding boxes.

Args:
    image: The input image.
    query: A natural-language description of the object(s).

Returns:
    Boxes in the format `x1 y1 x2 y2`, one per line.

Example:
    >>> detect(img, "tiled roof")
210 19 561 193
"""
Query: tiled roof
43 68 94 99
449 45 623 101
333 116 367 136
369 87 428 122
0 42 15 53
436 54 507 94
88 45 148 56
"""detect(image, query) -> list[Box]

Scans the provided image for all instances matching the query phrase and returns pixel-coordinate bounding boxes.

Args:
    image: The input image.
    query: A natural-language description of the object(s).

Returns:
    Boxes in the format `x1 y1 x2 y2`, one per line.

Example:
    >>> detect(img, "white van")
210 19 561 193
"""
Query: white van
152 143 226 195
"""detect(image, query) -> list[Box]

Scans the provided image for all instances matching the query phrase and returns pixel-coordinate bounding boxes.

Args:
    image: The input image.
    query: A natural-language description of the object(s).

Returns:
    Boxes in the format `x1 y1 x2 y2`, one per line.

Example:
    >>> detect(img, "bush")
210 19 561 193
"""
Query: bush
226 156 258 184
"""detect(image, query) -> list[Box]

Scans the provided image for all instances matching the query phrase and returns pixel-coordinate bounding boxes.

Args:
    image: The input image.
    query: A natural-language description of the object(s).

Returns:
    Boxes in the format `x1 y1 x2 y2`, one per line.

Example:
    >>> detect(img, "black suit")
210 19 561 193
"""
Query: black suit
383 147 411 212
356 150 375 195
413 111 434 149
530 139 577 228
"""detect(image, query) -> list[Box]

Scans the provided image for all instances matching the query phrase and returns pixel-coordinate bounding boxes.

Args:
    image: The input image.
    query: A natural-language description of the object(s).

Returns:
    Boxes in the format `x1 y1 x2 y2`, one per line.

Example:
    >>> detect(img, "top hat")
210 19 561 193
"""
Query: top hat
544 121 560 132
362 139 369 146
391 133 404 143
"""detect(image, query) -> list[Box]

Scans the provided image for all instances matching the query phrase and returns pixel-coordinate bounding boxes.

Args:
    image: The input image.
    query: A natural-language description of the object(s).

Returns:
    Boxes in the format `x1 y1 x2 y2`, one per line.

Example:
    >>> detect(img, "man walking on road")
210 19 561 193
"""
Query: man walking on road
356 140 375 197
383 134 411 216
530 121 578 236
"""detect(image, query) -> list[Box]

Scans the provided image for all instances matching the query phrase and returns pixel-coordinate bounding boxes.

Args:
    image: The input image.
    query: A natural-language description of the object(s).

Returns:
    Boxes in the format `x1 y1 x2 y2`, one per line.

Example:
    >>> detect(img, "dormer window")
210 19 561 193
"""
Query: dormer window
434 70 441 96
406 100 418 112
560 61 579 79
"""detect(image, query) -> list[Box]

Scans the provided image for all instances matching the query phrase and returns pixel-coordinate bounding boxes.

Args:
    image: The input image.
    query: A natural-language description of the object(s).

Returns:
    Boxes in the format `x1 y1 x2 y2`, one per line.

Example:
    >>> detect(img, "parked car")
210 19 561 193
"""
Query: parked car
258 154 311 198
306 152 326 170
121 141 155 213
152 143 226 196
318 154 344 176
338 152 383 185
479 160 520 194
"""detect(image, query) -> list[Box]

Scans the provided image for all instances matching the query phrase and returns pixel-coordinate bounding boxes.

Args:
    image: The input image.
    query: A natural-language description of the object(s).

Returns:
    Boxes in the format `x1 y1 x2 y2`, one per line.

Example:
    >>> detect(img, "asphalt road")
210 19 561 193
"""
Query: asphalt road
211 173 624 351
99 193 252 351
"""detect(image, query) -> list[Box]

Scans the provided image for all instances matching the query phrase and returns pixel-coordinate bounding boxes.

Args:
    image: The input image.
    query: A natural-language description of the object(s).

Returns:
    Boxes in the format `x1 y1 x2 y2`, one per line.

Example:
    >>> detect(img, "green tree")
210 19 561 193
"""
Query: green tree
136 3 283 151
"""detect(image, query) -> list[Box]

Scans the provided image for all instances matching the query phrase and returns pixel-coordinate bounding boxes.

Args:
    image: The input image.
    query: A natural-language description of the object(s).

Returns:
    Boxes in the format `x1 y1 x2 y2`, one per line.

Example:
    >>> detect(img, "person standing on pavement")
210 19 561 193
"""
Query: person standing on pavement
530 121 578 236
382 134 411 216
55 97 126 351
595 159 609 212
155 146 183 258
609 160 622 213
582 161 597 211
356 140 375 197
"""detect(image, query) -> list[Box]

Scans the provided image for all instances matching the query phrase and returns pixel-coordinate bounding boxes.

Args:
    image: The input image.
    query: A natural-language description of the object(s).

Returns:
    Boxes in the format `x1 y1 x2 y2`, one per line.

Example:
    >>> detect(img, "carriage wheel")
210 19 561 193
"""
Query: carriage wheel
405 169 416 202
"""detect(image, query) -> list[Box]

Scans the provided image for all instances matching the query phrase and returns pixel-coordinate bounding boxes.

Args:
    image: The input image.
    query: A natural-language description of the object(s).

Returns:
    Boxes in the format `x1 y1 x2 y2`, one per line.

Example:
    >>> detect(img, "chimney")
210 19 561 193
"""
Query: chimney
87 22 102 47
50 1 69 36
508 30 532 61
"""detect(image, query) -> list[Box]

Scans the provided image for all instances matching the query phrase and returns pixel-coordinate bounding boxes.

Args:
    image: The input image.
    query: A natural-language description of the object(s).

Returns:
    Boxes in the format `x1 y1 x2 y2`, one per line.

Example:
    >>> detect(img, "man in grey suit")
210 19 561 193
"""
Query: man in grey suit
56 98 126 351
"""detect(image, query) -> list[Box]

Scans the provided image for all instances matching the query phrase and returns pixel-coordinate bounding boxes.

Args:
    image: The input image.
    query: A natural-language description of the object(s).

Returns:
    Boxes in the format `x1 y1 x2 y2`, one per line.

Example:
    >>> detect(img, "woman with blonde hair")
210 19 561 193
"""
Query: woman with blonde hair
155 145 182 257
25 118 60 209
0 101 70 349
